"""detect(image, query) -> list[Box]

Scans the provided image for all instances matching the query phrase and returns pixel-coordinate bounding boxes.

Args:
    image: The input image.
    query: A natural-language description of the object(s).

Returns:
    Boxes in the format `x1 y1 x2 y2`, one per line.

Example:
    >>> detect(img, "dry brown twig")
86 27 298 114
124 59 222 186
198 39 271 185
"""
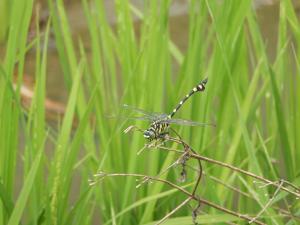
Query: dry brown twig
136 151 190 189
156 197 193 225
89 172 266 225
249 180 284 224
91 125 299 225
185 165 300 222
157 135 300 198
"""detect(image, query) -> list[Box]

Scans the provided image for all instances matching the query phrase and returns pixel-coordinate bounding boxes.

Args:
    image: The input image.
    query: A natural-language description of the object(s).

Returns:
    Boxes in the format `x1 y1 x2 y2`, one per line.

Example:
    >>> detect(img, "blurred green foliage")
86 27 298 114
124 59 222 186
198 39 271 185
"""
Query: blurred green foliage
0 0 299 225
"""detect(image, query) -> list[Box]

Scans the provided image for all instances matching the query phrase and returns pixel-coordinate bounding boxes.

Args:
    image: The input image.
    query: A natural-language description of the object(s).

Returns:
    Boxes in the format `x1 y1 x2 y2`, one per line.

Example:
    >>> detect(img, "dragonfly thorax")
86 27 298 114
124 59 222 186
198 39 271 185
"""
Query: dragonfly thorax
143 120 169 140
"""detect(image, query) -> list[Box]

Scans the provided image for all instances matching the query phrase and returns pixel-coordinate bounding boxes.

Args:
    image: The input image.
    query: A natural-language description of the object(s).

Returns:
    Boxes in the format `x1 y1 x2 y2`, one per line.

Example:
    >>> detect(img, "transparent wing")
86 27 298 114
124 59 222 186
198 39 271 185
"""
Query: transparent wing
106 114 153 121
121 104 215 127
165 118 215 127
122 104 166 120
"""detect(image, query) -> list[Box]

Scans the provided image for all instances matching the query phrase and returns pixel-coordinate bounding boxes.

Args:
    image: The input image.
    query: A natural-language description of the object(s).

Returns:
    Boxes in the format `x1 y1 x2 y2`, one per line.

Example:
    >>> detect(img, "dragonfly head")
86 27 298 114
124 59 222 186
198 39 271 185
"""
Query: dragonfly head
143 128 156 140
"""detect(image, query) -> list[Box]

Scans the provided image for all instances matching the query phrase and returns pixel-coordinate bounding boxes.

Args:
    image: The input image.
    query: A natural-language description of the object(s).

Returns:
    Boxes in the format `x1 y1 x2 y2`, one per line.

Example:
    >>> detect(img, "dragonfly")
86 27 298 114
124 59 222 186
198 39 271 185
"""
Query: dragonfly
123 78 214 141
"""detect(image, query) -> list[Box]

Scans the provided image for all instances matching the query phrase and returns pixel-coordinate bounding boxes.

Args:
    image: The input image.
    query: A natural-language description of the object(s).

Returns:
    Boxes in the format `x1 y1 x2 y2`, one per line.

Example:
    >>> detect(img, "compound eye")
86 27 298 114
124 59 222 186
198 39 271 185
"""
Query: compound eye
144 130 154 139
143 130 151 139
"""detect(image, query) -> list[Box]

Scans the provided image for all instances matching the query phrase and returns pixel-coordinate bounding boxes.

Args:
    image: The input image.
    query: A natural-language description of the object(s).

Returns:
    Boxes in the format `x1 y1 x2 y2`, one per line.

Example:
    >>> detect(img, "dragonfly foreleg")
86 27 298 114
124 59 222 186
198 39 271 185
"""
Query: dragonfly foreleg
124 125 144 134
158 131 169 140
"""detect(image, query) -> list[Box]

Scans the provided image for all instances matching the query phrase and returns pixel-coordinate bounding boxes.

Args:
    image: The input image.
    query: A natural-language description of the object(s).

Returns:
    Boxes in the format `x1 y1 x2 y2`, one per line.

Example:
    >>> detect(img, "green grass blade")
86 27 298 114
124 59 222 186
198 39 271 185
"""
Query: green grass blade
7 136 46 225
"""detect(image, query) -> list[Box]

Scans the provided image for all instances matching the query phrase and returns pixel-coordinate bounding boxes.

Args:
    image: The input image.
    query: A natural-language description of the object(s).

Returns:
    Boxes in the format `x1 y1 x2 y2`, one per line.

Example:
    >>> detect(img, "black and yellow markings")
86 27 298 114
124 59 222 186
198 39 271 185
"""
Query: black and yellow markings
143 78 208 140
168 78 207 119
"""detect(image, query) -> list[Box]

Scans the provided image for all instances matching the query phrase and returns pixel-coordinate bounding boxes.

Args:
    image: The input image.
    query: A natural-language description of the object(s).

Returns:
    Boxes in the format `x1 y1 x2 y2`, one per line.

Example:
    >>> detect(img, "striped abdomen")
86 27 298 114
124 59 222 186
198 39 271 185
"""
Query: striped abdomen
168 78 208 118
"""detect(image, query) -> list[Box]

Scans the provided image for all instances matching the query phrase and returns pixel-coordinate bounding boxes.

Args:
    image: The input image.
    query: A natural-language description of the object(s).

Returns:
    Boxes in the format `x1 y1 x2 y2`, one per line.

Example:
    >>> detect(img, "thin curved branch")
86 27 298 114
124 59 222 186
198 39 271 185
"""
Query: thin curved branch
157 137 300 198
169 128 203 196
90 172 266 225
